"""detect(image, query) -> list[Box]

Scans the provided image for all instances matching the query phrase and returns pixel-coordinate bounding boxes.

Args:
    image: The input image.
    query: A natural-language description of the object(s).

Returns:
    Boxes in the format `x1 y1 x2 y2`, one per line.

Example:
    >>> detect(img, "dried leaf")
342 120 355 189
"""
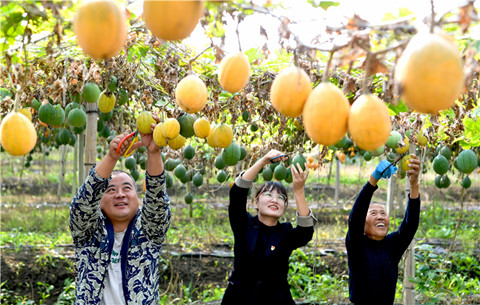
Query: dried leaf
361 54 388 78
459 2 477 33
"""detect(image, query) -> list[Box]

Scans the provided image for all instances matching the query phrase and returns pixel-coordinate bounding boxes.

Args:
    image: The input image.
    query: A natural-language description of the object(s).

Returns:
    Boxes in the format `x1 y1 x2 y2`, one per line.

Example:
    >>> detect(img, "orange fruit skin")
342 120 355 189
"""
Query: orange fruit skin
74 0 127 60
193 118 210 138
218 52 251 93
270 66 312 117
136 111 156 135
143 0 203 41
395 32 464 114
213 124 233 148
175 75 208 114
348 94 391 151
303 82 350 146
0 112 37 156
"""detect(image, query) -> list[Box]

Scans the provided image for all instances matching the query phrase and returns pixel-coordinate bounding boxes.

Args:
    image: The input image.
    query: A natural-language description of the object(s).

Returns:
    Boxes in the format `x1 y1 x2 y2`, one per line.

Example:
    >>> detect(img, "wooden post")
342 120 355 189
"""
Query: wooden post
56 144 67 203
72 136 78 194
335 158 340 205
84 103 98 179
386 174 396 216
403 143 416 305
78 131 85 184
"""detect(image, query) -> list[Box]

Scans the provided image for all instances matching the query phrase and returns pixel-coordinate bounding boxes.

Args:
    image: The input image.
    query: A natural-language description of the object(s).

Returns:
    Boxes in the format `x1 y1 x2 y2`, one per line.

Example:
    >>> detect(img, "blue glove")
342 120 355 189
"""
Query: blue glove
373 160 398 180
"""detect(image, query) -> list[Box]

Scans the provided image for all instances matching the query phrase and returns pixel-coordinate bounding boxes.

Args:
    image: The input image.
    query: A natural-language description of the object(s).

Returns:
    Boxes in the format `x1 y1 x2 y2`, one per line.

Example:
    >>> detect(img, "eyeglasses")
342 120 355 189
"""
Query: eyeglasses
261 192 287 205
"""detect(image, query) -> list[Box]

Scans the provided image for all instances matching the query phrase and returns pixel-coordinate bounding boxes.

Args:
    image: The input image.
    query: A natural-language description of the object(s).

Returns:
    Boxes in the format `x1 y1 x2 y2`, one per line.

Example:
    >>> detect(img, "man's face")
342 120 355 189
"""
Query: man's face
364 204 389 241
100 172 139 225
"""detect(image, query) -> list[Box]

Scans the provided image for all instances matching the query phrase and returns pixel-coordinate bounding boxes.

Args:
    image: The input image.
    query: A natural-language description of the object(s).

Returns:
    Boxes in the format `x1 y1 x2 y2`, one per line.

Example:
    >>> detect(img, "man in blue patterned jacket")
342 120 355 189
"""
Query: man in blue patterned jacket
70 115 171 305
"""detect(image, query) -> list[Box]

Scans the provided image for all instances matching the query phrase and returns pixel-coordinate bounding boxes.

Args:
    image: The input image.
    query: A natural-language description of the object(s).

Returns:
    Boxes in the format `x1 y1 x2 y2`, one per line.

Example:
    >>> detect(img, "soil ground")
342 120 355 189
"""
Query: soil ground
1 176 479 304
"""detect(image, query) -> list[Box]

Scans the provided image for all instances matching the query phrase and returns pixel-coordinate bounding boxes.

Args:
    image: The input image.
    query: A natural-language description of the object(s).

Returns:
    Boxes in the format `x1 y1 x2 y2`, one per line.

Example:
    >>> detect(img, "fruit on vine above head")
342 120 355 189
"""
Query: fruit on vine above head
417 132 428 146
50 105 66 127
348 94 391 151
439 145 452 160
162 118 181 139
213 124 233 148
136 111 156 134
395 137 409 154
73 0 127 60
18 108 32 121
291 154 307 171
193 117 210 138
184 193 193 204
214 155 226 170
192 172 203 187
98 90 116 113
270 66 312 118
143 0 204 41
168 134 186 150
174 164 187 179
183 145 195 160
82 82 101 103
175 75 208 114
400 154 412 173
456 149 478 174
218 52 251 93
395 31 464 114
461 176 471 189
274 163 288 181
386 131 401 149
303 82 350 146
177 113 196 138
0 112 37 156
433 154 450 175
217 170 227 183
222 142 241 166
67 108 87 127
262 166 273 181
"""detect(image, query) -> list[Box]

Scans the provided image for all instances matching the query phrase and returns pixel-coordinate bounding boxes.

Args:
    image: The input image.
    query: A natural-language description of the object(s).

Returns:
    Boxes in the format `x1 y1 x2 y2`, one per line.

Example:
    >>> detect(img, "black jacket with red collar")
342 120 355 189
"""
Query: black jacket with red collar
222 176 315 305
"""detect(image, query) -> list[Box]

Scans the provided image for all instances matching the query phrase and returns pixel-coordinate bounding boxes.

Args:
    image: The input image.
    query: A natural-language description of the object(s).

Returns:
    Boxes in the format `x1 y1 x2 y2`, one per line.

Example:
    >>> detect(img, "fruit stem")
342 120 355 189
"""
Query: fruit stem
361 52 372 93
430 0 435 33
322 51 334 83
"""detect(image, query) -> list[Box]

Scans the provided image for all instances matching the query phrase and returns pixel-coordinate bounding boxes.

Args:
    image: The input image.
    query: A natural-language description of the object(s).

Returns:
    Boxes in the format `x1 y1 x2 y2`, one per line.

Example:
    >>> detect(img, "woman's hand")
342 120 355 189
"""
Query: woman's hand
291 162 309 191
261 149 287 166
406 154 421 186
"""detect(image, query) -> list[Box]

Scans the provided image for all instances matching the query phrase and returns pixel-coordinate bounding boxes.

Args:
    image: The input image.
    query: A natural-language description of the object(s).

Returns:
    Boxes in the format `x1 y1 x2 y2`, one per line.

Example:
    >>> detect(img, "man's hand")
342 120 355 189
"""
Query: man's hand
140 113 162 154
373 160 398 180
109 132 134 160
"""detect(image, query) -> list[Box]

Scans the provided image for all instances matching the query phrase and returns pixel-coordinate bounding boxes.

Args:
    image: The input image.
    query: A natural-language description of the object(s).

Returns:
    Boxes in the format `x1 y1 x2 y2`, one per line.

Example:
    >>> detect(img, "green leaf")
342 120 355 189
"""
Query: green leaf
387 100 408 115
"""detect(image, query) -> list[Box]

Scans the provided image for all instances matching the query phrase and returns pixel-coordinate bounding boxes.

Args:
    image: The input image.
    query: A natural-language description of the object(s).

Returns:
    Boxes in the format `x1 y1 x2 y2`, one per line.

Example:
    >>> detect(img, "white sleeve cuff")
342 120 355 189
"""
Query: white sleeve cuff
234 171 253 189
297 209 317 227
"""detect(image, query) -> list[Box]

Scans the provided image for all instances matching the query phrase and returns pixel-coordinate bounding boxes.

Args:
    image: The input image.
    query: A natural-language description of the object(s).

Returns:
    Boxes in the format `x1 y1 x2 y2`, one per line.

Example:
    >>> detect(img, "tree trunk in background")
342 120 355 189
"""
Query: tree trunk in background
403 143 416 305
335 158 340 205
326 158 333 185
84 103 98 180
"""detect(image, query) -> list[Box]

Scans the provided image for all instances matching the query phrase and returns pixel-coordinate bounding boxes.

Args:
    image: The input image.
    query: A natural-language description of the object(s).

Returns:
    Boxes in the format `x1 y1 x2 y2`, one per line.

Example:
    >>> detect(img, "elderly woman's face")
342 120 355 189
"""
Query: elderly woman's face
364 204 390 241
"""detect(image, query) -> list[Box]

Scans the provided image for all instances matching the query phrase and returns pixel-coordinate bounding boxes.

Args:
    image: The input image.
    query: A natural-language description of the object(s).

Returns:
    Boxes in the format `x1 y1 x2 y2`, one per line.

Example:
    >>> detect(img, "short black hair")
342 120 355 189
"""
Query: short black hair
254 181 288 206
111 170 136 188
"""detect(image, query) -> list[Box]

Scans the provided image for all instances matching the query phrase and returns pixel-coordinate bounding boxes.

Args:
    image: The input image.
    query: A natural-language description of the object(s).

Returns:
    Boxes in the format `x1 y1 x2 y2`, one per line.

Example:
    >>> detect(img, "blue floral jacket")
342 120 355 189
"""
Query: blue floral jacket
69 167 171 304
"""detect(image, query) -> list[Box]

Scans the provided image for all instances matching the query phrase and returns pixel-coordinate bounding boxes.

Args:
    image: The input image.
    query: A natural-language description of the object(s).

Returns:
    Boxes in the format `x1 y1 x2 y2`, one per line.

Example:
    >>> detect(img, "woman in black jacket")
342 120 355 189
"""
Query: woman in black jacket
222 149 316 305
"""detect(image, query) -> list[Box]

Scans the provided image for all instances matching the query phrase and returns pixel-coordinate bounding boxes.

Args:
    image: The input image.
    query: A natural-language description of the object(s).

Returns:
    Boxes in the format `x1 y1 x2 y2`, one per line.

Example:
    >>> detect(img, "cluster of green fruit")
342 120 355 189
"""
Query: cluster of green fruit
432 145 478 189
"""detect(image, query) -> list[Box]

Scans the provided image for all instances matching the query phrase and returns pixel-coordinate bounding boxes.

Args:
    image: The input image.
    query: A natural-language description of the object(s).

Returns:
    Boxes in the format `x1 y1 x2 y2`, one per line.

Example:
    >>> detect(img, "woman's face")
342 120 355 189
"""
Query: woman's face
255 189 287 220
